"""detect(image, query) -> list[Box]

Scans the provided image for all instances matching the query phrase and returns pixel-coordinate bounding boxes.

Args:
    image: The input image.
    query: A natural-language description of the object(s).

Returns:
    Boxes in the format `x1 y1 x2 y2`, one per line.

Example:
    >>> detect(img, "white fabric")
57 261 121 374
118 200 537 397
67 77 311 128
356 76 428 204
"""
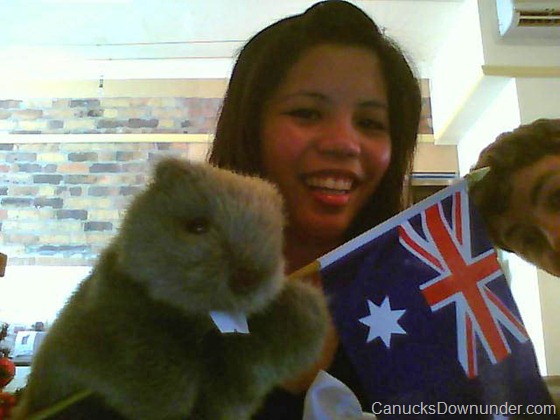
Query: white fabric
303 370 377 419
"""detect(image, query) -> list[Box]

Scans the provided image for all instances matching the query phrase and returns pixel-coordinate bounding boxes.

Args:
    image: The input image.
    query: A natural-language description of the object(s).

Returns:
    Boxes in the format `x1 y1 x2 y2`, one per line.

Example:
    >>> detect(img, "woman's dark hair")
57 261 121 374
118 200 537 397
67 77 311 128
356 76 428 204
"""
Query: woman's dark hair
209 0 422 238
470 118 560 250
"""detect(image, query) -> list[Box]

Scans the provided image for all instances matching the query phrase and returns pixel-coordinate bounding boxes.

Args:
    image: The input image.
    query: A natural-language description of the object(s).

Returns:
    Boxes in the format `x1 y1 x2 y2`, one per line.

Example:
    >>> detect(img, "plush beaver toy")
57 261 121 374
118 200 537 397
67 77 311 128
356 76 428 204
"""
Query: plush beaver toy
14 158 328 420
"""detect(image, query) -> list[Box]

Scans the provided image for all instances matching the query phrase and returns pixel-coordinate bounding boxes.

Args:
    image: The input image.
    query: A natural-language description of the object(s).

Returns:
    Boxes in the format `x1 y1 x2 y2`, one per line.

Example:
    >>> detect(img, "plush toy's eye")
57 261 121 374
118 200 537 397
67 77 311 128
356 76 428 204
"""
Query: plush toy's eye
184 217 210 234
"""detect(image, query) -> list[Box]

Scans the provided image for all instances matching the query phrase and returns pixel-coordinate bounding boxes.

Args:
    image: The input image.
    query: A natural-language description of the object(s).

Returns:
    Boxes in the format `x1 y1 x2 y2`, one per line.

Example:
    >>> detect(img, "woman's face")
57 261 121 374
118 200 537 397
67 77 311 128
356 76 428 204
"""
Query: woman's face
492 154 560 277
261 44 391 245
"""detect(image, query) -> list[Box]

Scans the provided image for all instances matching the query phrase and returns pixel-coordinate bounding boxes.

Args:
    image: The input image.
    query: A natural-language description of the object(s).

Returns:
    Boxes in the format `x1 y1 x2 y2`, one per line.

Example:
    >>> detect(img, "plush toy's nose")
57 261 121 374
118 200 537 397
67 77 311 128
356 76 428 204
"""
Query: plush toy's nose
229 267 261 294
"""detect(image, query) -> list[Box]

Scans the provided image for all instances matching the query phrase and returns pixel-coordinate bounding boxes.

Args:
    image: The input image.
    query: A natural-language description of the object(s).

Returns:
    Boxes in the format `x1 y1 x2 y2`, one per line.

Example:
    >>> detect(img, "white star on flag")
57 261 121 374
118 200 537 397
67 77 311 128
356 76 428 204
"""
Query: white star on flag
359 296 406 348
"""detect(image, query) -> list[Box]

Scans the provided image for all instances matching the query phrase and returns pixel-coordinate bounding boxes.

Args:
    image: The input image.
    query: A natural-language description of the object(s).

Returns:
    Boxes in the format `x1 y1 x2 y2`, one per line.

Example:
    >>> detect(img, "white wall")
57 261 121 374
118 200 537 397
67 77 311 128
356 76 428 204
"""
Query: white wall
504 253 547 375
456 78 519 176
430 0 485 142
516 78 560 123
514 77 560 376
538 270 560 375
0 266 90 327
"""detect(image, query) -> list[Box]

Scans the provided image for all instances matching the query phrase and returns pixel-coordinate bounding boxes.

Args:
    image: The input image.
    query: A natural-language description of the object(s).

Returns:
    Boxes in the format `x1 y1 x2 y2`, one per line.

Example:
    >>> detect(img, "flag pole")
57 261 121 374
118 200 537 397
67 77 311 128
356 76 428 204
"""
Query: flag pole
288 260 321 281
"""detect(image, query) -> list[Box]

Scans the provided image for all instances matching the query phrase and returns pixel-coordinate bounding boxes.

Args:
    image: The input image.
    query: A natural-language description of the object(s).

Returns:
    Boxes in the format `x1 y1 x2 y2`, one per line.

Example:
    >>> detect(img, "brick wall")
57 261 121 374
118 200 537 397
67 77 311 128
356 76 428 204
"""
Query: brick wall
0 97 221 135
0 95 220 266
0 141 210 266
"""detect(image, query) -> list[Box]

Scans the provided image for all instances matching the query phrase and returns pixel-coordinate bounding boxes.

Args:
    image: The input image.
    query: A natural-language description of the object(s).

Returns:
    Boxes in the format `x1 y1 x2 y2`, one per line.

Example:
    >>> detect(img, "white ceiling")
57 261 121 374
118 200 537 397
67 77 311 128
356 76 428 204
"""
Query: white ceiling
0 0 467 80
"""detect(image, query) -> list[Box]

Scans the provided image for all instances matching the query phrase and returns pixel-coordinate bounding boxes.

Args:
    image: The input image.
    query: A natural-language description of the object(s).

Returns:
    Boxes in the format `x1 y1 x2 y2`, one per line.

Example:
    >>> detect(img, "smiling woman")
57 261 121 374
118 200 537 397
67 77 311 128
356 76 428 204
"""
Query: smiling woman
210 0 421 266
208 0 422 417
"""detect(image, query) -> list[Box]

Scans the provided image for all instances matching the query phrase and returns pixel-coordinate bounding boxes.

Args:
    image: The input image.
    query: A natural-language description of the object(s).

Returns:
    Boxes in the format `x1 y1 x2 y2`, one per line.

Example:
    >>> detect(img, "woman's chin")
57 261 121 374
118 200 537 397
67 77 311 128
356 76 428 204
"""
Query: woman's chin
289 216 351 246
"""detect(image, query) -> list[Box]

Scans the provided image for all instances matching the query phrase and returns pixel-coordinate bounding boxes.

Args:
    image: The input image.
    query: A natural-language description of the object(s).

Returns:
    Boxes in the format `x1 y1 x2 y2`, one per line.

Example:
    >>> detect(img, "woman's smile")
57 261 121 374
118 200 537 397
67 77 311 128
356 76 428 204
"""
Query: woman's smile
303 171 359 206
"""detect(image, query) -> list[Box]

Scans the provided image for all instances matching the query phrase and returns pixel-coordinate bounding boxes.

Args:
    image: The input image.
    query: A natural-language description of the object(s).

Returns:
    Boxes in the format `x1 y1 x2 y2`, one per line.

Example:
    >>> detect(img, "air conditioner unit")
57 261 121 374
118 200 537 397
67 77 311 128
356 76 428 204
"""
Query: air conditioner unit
496 0 560 38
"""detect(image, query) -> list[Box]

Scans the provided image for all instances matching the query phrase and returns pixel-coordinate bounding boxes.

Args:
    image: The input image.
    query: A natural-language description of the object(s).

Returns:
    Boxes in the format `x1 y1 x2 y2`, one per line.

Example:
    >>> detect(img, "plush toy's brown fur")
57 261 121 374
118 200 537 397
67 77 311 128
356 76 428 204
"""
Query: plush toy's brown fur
14 158 328 420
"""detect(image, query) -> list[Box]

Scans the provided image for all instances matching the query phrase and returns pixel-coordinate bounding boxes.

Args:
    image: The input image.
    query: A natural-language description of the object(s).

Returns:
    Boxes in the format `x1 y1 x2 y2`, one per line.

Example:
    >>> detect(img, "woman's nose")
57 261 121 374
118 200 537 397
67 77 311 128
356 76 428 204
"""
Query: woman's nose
315 116 361 158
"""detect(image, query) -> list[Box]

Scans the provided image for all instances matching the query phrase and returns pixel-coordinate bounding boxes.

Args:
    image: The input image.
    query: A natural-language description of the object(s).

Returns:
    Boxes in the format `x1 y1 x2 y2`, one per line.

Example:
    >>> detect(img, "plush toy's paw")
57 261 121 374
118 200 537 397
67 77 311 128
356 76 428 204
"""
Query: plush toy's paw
249 279 329 377
279 280 329 343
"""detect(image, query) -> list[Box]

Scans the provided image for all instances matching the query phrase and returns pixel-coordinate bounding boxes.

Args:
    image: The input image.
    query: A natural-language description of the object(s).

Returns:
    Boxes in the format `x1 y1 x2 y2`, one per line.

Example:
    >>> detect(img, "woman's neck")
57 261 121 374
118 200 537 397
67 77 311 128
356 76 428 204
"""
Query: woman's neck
283 229 342 275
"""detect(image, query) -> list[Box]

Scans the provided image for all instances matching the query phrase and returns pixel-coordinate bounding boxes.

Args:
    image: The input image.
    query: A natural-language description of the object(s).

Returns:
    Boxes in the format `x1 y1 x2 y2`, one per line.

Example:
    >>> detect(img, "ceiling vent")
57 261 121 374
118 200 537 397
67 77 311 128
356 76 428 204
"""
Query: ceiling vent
496 0 560 38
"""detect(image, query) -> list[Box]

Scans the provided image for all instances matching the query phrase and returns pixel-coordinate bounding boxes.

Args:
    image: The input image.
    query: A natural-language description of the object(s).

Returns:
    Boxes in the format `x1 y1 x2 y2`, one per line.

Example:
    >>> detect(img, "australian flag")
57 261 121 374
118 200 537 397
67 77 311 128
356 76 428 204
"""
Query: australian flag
319 180 557 418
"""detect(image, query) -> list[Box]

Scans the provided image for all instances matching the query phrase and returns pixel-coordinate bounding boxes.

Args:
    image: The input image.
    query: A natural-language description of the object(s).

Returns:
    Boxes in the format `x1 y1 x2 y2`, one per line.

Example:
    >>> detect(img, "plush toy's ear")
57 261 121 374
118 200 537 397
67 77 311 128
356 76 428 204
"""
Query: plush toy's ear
154 158 196 185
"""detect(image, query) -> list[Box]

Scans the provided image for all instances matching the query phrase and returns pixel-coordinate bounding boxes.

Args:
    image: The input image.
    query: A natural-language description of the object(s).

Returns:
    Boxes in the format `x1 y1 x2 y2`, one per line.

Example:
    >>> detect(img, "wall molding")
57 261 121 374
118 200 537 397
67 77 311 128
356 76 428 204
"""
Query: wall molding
0 79 229 99
0 133 213 144
483 65 560 78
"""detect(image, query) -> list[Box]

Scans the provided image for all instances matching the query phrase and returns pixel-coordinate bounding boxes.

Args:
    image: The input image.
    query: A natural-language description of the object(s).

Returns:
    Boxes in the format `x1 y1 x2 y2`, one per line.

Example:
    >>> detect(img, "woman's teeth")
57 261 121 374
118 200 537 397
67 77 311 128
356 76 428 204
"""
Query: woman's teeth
305 176 353 193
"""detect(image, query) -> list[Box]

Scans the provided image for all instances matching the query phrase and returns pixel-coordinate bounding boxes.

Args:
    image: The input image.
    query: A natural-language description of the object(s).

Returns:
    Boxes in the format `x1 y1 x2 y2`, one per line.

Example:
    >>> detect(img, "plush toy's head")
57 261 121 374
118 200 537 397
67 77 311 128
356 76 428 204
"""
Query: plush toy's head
117 158 286 315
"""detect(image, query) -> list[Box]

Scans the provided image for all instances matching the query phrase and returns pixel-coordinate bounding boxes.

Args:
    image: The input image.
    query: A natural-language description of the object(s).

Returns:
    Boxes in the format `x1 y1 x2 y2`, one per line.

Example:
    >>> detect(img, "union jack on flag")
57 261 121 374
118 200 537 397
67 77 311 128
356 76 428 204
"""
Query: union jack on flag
306 179 556 417
398 187 529 379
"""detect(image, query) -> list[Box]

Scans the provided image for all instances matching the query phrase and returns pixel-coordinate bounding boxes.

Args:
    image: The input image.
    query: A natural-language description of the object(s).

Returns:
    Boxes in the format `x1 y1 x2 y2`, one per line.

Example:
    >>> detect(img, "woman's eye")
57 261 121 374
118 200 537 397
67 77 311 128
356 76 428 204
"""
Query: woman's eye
184 217 210 234
287 108 321 121
354 110 389 132
358 118 386 131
